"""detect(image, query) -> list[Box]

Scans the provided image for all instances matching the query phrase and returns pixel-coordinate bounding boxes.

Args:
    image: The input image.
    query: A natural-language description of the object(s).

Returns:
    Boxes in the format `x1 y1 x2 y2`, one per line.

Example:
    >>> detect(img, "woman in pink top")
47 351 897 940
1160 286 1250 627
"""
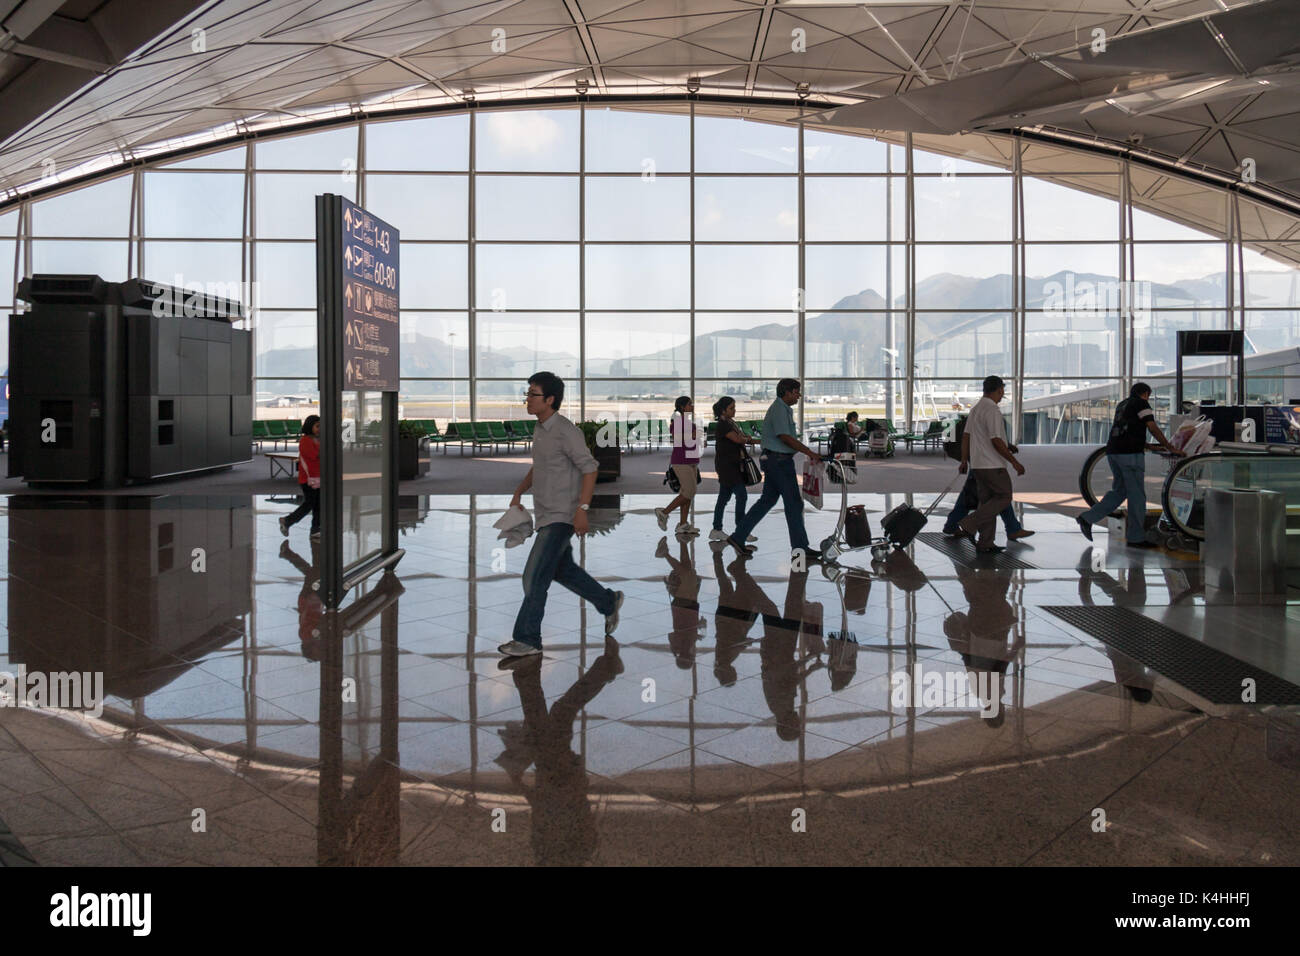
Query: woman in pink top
655 395 705 537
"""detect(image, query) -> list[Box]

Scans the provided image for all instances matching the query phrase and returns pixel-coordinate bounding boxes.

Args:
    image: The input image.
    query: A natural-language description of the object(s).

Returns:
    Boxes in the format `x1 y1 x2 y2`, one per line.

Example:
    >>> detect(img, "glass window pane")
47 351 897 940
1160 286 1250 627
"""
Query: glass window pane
1132 311 1229 375
31 240 128 280
695 177 796 241
914 314 1013 378
694 117 797 173
256 311 316 377
1132 244 1226 303
585 177 689 240
476 313 579 379
586 380 687 421
399 312 468 378
1024 313 1120 377
31 176 131 237
256 127 357 170
403 244 467 309
398 380 466 425
1244 376 1300 406
914 177 1011 241
0 209 18 236
802 381 905 424
806 313 907 378
695 246 797 310
695 313 797 379
255 380 320 418
1025 246 1122 308
256 174 355 239
914 246 1012 308
1024 177 1119 241
365 114 468 171
144 172 244 238
805 245 889 310
475 109 579 172
142 242 243 297
584 246 689 309
476 379 582 422
1242 245 1300 308
692 380 781 420
1131 206 1221 241
1021 382 1121 444
912 146 1007 174
1021 142 1119 174
255 243 315 308
365 174 467 240
475 245 577 309
1246 310 1300 355
584 313 690 377
585 108 688 172
805 178 888 241
803 129 887 173
1129 167 1226 238
159 146 246 170
476 176 577 240
0 239 14 304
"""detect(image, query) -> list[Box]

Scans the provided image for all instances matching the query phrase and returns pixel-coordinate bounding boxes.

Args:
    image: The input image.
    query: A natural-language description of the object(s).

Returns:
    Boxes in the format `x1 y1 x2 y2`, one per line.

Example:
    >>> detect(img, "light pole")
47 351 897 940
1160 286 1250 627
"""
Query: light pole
449 331 457 421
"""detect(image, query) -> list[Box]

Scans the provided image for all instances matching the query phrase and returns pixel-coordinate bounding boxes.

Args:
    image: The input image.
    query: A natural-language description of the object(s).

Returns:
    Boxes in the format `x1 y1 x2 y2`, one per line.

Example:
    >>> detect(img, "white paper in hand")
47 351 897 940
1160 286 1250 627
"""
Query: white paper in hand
493 504 534 533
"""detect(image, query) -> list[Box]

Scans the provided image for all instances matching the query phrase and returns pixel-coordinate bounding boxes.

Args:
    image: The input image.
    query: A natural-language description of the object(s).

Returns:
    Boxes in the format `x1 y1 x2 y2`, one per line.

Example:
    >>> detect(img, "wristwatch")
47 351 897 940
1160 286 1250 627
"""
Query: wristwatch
578 503 589 512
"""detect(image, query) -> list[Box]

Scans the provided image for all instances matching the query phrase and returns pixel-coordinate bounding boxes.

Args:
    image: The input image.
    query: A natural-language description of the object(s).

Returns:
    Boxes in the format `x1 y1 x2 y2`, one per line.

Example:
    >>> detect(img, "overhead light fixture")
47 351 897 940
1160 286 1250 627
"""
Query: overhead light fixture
575 78 589 95
796 82 810 99
462 88 476 102
687 76 701 94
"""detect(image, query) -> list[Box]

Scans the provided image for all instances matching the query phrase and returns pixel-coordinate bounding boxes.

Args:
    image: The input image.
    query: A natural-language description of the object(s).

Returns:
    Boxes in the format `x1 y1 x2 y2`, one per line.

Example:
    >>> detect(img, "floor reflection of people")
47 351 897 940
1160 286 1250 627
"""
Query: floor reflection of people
761 568 824 741
1076 559 1157 703
495 641 623 865
657 535 705 669
943 563 1021 727
711 551 774 687
280 537 323 661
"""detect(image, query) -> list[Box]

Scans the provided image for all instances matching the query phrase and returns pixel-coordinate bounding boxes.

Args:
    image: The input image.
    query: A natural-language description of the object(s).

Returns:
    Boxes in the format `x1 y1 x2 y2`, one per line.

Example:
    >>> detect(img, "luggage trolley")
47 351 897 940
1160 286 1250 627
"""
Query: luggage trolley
819 455 892 565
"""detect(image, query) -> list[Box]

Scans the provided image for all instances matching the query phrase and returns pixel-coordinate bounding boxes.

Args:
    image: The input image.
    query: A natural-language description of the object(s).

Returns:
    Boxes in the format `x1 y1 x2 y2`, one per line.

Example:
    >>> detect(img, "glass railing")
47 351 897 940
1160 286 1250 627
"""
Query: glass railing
1161 444 1300 540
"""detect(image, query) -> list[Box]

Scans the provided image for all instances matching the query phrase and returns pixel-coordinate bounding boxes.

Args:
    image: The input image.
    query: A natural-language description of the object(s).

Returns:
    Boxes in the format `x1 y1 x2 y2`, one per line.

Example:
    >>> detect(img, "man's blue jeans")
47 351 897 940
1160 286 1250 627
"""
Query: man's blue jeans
1080 452 1147 544
732 454 809 551
712 482 748 531
512 522 617 648
942 474 1022 535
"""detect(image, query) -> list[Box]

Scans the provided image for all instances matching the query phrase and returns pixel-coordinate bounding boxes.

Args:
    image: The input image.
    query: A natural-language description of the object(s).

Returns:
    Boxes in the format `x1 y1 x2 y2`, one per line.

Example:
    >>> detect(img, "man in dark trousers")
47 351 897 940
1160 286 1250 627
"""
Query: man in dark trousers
728 378 820 560
956 376 1025 554
1076 381 1182 548
499 371 624 657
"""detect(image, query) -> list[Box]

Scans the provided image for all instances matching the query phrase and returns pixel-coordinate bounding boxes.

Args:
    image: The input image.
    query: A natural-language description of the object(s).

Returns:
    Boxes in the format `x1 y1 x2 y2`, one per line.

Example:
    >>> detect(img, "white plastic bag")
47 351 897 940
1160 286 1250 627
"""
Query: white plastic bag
801 459 825 510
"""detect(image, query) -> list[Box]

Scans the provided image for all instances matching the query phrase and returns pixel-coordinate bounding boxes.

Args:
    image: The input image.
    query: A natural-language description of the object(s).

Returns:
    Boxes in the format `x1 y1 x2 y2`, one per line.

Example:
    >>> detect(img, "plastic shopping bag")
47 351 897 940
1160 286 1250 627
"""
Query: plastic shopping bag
801 459 824 510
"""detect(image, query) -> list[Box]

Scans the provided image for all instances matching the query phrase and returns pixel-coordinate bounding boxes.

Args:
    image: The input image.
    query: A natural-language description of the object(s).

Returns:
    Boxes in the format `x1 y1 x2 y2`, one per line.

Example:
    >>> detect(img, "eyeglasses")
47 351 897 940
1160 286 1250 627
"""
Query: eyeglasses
523 390 544 399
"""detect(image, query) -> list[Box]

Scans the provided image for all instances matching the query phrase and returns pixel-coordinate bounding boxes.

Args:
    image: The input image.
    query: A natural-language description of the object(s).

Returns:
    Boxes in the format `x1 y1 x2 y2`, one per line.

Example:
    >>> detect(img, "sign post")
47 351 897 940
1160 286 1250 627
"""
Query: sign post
316 194 403 608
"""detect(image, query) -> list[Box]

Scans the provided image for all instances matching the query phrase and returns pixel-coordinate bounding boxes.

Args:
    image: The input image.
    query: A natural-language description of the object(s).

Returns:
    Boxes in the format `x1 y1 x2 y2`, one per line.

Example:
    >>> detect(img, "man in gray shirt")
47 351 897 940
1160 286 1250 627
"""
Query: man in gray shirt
499 371 623 657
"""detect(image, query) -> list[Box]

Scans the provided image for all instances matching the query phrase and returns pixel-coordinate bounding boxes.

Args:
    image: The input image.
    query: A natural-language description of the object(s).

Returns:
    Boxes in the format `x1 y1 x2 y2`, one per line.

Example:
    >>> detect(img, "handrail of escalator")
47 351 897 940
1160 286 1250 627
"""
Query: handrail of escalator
1078 446 1112 513
1159 451 1222 542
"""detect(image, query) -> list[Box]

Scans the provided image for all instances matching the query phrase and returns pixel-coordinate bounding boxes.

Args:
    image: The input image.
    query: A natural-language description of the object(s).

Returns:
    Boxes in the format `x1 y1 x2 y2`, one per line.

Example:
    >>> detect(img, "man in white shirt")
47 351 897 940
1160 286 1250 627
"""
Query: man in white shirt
956 376 1025 554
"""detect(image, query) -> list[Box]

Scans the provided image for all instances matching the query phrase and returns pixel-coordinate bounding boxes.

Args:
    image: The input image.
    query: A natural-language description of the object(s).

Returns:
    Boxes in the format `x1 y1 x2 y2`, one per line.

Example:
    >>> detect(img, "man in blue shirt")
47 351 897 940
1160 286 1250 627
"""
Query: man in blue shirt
727 378 819 559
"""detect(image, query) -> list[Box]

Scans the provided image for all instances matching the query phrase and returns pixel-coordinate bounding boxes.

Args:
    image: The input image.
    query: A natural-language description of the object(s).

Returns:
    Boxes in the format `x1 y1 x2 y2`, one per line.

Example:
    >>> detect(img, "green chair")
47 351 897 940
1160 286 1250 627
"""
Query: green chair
490 420 523 450
424 421 449 452
266 419 290 449
472 421 498 453
251 420 270 447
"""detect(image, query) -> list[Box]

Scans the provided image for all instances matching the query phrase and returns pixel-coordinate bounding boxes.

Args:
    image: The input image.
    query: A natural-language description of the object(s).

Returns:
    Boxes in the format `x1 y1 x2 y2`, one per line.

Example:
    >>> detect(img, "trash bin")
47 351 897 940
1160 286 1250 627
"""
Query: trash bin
1204 487 1286 595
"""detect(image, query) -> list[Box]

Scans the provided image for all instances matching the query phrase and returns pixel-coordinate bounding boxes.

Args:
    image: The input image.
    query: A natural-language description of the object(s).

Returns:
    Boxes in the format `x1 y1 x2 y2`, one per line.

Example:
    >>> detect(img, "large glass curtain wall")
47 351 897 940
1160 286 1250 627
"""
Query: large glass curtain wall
5 105 1299 441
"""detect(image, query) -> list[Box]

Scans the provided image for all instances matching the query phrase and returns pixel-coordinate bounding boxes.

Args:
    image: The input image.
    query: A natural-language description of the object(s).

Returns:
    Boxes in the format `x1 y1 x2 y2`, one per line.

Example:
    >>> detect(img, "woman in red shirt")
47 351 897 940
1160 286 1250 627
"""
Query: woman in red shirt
279 414 321 538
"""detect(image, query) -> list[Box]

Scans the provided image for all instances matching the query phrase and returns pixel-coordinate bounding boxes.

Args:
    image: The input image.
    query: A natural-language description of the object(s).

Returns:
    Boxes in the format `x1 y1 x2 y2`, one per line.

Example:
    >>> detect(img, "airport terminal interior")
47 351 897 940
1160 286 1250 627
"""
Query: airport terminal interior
0 0 1298 867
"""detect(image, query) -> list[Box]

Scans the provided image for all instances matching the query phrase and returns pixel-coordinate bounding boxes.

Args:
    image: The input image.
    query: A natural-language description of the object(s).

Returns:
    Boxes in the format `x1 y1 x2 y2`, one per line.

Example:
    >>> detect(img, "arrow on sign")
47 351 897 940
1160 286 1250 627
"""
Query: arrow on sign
345 322 355 346
344 284 353 308
344 245 354 269
344 207 354 231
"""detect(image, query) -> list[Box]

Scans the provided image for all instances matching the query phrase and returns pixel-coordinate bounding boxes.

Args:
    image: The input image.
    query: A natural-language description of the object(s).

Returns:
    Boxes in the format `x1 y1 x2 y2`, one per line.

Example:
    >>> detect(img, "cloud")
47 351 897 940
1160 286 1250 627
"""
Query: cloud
484 112 563 156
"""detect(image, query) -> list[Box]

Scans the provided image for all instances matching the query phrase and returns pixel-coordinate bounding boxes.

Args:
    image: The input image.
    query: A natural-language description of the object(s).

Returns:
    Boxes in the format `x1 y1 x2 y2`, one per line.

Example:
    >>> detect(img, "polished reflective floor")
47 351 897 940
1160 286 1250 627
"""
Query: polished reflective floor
1 492 1297 866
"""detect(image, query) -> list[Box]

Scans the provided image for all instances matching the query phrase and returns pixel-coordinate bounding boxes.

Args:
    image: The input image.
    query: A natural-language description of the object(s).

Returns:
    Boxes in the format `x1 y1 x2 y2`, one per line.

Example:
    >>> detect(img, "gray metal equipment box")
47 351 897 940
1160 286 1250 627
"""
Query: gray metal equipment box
9 275 251 488
1204 487 1287 596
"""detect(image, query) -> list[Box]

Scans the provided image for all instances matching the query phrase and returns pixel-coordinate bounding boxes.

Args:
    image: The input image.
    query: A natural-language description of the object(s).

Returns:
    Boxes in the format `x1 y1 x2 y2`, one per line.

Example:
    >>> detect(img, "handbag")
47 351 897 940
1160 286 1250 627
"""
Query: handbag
299 451 321 489
801 459 824 510
740 449 761 486
664 466 681 493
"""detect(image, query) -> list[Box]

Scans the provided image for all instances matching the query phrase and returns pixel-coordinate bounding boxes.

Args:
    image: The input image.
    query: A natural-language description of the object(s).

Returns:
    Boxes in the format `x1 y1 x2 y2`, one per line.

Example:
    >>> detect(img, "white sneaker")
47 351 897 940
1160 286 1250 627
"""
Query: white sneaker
278 517 289 537
746 535 758 543
708 529 728 541
497 640 542 657
675 522 699 536
604 591 624 637
654 507 669 531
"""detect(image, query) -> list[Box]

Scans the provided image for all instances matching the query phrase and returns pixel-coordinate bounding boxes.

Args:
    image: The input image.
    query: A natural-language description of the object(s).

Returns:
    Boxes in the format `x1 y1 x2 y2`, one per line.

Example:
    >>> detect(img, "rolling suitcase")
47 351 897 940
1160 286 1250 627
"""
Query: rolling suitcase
879 475 962 549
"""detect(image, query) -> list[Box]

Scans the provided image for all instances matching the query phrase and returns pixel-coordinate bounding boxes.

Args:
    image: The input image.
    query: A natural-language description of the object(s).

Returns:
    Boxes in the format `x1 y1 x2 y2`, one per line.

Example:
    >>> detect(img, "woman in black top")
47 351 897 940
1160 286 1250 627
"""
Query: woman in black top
708 396 761 543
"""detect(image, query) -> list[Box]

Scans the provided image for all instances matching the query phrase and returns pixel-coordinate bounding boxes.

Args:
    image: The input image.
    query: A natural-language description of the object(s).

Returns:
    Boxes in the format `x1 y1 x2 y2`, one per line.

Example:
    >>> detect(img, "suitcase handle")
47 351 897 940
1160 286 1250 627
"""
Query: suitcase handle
922 473 967 518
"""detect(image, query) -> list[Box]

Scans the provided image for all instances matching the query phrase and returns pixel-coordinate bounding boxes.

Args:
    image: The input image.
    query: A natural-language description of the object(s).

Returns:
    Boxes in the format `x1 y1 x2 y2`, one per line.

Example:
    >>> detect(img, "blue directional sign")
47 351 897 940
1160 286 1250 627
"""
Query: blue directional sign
340 198 399 391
